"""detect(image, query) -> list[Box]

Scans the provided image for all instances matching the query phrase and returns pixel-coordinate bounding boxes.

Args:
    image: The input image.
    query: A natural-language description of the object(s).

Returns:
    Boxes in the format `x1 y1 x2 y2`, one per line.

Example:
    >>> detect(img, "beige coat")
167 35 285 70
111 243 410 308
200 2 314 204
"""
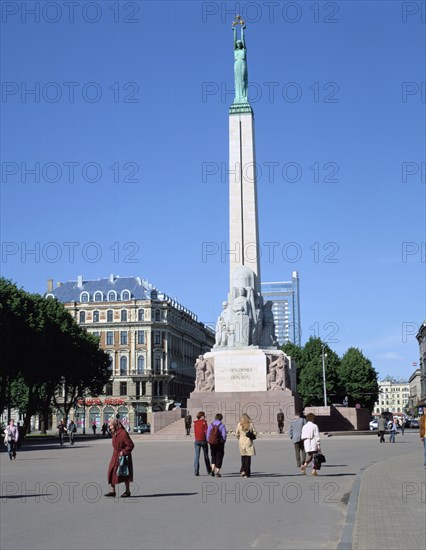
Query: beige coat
236 422 256 456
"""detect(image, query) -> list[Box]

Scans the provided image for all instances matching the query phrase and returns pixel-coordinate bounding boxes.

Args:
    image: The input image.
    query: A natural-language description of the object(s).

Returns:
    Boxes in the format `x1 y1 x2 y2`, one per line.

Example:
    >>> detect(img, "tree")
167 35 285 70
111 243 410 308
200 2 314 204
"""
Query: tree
338 347 379 411
289 337 342 407
0 278 111 432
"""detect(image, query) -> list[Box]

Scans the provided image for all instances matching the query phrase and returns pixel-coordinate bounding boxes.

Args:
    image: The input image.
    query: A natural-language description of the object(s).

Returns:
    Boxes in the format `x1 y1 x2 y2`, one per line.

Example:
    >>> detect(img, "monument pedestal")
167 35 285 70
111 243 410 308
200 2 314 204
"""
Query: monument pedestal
188 348 301 432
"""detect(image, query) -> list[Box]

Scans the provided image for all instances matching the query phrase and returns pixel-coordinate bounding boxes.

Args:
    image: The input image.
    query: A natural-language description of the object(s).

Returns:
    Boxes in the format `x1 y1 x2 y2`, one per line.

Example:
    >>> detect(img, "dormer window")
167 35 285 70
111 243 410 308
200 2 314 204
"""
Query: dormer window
121 290 131 301
94 291 103 302
80 292 89 303
108 291 117 301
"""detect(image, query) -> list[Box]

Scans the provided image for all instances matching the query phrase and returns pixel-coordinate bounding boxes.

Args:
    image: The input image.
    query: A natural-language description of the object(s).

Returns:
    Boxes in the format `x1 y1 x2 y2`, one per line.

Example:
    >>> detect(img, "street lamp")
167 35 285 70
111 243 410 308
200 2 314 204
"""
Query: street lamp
321 344 327 406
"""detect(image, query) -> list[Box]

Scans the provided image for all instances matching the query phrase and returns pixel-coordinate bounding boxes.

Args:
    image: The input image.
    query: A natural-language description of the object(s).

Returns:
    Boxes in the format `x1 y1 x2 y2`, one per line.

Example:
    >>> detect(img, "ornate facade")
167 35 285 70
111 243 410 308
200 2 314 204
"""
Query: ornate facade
47 275 215 430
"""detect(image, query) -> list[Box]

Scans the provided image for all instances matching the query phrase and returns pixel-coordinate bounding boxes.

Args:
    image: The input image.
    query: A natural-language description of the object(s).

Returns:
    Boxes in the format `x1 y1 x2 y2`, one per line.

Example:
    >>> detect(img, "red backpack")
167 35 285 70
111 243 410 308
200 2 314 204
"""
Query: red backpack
208 423 222 445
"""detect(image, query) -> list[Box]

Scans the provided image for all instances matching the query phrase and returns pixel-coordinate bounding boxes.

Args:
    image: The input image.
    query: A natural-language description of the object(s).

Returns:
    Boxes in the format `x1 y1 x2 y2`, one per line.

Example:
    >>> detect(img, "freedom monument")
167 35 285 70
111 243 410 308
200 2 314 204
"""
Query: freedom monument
187 19 301 431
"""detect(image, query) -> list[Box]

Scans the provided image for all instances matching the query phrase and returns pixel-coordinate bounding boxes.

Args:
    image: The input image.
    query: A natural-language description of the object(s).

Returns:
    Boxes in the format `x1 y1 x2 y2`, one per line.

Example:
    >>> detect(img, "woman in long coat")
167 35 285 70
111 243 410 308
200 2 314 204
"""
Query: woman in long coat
105 419 134 497
300 413 321 476
235 414 256 478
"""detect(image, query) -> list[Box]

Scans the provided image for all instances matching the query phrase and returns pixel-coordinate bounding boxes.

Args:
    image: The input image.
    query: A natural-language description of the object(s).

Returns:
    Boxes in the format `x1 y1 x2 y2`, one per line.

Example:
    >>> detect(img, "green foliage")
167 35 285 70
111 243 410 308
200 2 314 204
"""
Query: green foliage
338 347 379 411
282 338 377 409
0 278 111 429
296 338 342 406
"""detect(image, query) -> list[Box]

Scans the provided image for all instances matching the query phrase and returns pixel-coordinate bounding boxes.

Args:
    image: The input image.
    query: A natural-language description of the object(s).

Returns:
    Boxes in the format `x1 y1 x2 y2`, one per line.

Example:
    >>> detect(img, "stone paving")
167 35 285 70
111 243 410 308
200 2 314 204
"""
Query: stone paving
0 431 424 549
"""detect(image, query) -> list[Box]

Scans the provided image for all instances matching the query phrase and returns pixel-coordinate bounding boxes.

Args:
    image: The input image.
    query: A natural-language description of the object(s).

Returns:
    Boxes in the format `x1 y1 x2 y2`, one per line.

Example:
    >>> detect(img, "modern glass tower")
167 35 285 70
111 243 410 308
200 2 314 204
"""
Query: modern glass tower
261 271 301 347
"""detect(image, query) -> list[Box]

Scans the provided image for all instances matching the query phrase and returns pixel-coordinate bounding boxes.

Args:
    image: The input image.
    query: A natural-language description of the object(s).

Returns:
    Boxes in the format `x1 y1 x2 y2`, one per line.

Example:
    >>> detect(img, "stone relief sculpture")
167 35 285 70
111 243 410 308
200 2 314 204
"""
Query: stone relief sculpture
194 355 215 392
213 265 277 350
267 355 286 391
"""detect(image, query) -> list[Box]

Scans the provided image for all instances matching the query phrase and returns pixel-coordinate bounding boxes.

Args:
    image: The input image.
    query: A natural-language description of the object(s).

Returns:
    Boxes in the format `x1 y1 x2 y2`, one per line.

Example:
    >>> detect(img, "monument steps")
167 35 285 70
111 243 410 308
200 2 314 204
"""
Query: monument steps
154 418 187 436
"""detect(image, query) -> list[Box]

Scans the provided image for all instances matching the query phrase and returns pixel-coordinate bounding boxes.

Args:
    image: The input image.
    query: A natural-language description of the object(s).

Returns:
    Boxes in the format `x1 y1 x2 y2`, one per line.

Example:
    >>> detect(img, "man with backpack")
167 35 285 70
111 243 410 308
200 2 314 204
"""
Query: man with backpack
207 413 227 477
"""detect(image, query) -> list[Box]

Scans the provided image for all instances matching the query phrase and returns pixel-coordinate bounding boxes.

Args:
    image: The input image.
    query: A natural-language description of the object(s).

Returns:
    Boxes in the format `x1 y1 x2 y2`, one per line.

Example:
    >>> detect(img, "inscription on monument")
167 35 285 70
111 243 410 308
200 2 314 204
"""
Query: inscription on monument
215 352 267 392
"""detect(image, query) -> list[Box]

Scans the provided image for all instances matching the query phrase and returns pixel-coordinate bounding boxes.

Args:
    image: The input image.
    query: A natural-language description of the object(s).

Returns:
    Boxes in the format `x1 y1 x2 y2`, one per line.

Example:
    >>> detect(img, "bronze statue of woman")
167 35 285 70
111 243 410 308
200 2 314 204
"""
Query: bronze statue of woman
233 25 248 104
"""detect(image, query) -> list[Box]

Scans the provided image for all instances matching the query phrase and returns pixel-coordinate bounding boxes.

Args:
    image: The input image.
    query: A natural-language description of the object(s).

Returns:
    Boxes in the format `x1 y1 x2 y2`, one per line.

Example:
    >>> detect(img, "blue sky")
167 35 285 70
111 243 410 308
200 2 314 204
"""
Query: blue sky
1 1 425 381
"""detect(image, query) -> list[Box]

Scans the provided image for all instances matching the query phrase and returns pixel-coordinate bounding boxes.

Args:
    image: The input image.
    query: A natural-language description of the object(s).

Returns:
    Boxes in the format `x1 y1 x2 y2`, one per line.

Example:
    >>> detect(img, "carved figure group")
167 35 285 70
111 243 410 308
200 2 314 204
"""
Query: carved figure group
267 355 286 391
194 355 215 392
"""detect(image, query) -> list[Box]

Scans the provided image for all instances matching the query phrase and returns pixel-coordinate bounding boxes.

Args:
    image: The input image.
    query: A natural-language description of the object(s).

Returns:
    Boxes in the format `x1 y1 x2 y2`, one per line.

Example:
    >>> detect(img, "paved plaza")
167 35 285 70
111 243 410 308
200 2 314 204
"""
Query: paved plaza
1 432 424 550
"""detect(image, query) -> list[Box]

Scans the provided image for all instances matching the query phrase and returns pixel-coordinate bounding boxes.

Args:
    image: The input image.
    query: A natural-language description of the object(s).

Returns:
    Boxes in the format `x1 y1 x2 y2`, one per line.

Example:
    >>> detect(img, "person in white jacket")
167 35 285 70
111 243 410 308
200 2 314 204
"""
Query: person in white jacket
300 413 321 476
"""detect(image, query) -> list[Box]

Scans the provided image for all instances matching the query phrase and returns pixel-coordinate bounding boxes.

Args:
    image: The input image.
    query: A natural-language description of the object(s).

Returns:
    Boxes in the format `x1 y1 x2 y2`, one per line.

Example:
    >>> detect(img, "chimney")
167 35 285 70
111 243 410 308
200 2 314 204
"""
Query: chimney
109 274 114 283
57 282 62 287
47 279 53 292
77 275 83 288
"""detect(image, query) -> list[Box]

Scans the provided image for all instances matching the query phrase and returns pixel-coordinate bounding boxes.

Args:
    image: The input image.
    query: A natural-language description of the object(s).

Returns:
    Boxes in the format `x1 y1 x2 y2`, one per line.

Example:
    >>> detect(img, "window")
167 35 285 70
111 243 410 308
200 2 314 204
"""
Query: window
121 310 127 322
137 356 145 374
107 310 113 322
92 331 100 338
119 382 127 396
154 331 161 345
106 331 114 345
107 354 113 372
105 383 113 396
154 357 161 372
120 356 127 375
120 331 128 345
121 290 131 301
158 381 163 396
137 330 145 344
93 310 99 323
155 309 161 321
108 291 117 301
80 292 89 303
79 311 86 323
94 291 103 302
138 309 144 321
141 382 146 395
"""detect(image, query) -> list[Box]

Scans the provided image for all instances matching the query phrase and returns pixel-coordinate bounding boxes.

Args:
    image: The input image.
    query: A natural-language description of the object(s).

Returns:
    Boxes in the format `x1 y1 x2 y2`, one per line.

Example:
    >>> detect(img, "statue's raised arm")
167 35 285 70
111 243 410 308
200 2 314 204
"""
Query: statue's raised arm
232 17 249 104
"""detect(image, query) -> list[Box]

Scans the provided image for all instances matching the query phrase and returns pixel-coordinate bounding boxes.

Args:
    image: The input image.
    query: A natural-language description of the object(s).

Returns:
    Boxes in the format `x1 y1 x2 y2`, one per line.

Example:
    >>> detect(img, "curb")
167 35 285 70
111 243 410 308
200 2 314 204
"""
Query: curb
336 461 376 550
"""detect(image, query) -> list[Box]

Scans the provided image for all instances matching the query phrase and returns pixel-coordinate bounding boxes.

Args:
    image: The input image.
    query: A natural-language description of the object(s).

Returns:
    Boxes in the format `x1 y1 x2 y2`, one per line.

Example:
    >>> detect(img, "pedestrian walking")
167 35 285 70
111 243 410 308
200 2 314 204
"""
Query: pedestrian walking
57 419 67 446
235 414 256 478
300 413 321 476
288 413 306 469
277 409 284 434
92 421 97 435
389 419 397 443
101 422 108 436
184 412 192 436
67 419 77 445
105 419 134 498
399 417 405 436
377 414 387 443
420 414 425 469
193 411 211 476
4 419 19 460
207 413 227 477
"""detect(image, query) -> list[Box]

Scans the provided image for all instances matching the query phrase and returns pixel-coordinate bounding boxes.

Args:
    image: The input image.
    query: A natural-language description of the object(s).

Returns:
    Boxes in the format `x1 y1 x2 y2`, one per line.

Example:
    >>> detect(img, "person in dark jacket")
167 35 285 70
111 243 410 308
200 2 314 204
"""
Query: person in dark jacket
193 411 211 476
207 413 227 477
277 410 285 434
105 419 134 498
377 415 387 443
289 413 306 468
184 413 192 436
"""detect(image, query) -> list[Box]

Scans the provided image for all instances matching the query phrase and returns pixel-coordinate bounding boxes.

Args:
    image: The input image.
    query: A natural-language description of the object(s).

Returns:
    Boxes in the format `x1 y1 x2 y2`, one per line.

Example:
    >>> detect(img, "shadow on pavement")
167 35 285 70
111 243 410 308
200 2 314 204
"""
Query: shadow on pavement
140 492 198 498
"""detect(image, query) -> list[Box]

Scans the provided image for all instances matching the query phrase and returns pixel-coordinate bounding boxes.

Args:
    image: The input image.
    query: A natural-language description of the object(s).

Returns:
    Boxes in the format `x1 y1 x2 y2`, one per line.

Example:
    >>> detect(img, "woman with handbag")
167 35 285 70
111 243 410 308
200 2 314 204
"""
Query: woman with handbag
105 419 134 498
300 413 321 476
235 414 256 478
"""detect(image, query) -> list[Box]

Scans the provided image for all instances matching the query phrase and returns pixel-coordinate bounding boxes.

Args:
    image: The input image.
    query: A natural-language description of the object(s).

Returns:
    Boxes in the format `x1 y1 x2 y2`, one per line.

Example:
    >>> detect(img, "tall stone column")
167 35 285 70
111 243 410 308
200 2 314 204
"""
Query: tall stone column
229 107 261 293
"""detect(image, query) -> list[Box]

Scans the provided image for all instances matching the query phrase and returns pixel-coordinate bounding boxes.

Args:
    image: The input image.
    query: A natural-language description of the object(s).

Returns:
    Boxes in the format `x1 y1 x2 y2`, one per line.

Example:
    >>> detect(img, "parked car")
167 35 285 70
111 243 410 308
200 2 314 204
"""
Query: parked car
369 419 378 430
409 419 419 429
133 423 151 434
